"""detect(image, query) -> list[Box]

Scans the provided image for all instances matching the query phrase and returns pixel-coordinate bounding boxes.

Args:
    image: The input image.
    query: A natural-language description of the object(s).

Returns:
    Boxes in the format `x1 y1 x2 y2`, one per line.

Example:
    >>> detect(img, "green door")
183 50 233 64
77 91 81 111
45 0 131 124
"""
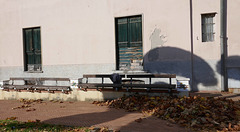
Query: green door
23 27 41 71
116 16 143 70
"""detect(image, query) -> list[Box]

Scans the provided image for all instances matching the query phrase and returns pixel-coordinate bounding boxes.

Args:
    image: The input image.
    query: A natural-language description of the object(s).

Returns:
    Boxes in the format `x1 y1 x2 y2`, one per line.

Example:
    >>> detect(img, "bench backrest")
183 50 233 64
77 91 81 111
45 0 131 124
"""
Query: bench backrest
127 74 176 78
83 74 125 78
39 78 70 82
83 74 176 78
10 77 36 81
10 77 70 81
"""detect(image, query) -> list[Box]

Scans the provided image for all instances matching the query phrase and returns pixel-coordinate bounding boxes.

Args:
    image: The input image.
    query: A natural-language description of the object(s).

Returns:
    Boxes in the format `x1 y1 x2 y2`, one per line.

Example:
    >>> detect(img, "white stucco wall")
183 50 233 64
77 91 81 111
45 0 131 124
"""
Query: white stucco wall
0 0 191 67
0 0 240 91
226 0 240 89
228 0 240 57
0 0 116 66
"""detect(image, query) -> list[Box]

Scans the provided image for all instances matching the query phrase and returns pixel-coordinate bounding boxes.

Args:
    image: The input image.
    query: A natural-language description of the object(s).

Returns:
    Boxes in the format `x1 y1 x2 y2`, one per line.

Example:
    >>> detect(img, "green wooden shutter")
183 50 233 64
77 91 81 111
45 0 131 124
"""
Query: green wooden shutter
117 18 129 69
129 16 142 61
25 29 34 65
33 28 41 65
24 27 42 71
116 16 143 70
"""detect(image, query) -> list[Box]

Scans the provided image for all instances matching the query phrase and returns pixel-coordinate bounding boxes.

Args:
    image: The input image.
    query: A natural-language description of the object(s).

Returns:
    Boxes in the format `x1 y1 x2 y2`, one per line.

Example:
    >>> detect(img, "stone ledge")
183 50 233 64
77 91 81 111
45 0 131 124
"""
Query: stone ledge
0 89 188 101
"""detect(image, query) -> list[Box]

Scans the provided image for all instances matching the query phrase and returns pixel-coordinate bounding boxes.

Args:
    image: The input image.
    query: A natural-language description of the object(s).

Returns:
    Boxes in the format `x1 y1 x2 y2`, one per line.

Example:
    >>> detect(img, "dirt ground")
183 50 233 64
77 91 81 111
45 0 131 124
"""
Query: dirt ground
0 92 239 132
0 99 189 132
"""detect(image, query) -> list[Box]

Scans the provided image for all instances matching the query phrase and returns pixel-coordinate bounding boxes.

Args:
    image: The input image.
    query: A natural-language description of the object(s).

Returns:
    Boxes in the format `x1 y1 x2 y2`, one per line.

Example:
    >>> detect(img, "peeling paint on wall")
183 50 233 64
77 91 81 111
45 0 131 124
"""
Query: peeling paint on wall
149 28 167 49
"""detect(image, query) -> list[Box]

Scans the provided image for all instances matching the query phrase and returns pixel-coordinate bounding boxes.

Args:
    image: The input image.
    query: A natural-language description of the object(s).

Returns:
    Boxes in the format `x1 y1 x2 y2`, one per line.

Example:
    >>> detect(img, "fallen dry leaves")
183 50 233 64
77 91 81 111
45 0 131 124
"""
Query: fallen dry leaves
93 95 240 131
12 99 66 112
12 99 44 111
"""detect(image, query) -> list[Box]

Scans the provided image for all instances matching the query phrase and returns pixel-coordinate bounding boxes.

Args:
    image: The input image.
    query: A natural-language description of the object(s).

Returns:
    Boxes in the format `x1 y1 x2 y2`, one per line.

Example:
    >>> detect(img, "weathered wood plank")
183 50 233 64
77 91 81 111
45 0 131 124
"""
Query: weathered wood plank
79 83 122 88
123 84 176 88
3 77 71 92
10 78 36 81
127 74 176 78
39 78 70 81
83 74 125 78
79 83 176 89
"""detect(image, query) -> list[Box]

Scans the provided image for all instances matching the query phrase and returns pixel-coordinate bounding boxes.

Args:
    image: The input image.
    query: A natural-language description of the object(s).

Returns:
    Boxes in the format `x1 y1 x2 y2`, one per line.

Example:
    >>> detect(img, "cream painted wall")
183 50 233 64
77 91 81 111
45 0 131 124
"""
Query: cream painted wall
0 0 116 67
111 0 191 55
1 0 239 66
0 0 240 91
192 0 221 60
0 0 191 67
191 0 240 60
228 0 240 57
0 1 23 67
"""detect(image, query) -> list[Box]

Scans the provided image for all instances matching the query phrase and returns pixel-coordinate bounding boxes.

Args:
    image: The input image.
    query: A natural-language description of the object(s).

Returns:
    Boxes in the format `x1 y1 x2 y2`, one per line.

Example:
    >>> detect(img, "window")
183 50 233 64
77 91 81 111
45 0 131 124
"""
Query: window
23 27 42 72
115 15 143 70
201 13 215 42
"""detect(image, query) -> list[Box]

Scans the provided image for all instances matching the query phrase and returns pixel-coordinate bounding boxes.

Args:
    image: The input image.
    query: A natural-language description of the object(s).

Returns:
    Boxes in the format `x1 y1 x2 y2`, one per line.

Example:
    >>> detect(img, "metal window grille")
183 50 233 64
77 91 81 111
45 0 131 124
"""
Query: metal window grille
202 14 215 42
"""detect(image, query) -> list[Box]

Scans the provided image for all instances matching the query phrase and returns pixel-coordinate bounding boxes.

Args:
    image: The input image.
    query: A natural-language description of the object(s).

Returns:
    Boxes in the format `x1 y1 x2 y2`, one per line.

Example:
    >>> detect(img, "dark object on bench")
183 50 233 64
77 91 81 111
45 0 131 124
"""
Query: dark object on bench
110 73 122 84
3 77 71 93
110 73 122 91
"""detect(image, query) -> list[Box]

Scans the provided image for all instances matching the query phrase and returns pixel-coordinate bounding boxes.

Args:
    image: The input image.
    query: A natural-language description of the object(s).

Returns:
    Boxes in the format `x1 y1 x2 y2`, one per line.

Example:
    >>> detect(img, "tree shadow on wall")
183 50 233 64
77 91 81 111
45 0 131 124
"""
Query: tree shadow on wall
216 55 240 88
143 47 218 91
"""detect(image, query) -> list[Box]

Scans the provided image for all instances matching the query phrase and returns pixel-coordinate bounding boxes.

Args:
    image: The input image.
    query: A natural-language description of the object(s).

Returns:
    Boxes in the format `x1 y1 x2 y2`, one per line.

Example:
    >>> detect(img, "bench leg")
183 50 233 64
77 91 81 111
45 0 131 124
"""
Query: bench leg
82 88 87 91
147 88 151 92
35 89 41 93
48 89 54 93
169 88 173 96
4 89 10 92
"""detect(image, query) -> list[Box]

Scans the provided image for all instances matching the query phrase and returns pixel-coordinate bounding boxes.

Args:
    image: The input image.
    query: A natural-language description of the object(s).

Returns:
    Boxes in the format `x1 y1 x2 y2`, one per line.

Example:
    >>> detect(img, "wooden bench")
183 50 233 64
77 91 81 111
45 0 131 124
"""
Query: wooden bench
78 74 125 91
3 77 71 93
126 74 176 93
78 73 176 94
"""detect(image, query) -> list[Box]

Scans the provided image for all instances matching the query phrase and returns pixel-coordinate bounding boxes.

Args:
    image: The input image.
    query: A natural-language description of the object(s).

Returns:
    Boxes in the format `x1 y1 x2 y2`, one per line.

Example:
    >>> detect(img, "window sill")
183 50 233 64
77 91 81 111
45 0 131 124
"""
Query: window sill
24 71 43 73
202 41 215 43
201 41 216 44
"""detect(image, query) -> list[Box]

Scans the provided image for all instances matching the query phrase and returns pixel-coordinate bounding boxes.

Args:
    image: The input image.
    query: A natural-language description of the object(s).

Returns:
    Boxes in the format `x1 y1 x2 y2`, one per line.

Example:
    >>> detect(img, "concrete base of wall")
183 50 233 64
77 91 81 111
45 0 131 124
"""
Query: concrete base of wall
0 64 115 81
0 89 189 101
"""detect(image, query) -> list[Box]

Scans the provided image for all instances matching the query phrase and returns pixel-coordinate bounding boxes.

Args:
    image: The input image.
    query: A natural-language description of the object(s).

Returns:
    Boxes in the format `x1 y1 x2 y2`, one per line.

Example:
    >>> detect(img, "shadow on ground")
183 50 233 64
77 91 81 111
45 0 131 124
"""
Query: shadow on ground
44 108 130 128
43 106 187 132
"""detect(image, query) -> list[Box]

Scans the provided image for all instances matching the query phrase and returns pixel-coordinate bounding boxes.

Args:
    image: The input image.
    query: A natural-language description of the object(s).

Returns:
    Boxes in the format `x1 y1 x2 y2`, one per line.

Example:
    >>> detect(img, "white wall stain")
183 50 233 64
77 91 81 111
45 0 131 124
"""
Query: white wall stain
149 28 167 49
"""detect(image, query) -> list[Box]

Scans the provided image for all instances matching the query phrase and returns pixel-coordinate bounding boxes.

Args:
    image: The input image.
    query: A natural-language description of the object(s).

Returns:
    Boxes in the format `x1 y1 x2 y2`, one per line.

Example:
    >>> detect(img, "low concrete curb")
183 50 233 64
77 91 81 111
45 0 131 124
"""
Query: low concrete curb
0 89 188 101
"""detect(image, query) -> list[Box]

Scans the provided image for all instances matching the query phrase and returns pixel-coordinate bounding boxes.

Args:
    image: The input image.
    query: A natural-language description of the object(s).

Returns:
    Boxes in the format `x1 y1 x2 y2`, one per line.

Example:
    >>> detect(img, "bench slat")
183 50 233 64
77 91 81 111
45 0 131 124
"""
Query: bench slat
123 84 176 88
79 83 122 88
127 74 176 78
79 83 176 89
10 78 36 81
39 78 70 81
83 74 125 78
83 74 176 78
3 77 71 92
